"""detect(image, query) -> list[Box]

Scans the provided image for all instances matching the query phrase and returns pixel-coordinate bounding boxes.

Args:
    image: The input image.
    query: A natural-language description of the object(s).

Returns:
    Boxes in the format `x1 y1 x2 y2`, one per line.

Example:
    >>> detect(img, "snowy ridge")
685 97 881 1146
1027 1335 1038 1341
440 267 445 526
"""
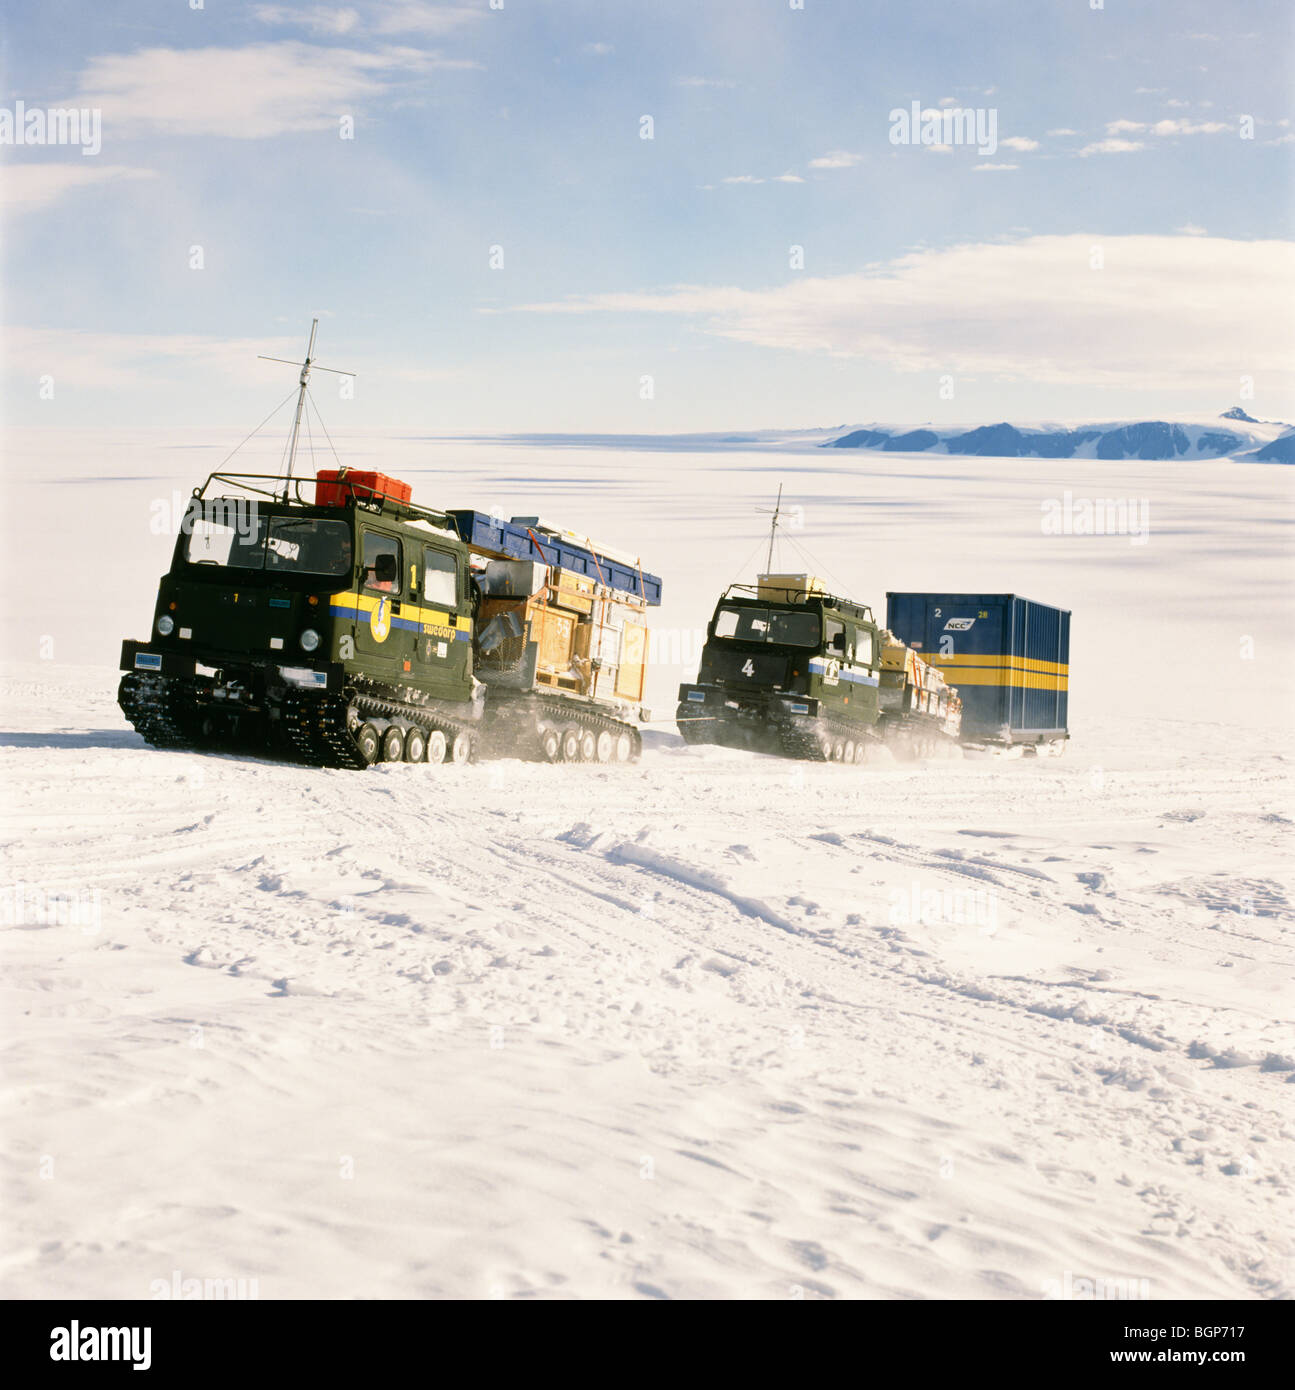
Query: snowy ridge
436 413 1292 461
821 415 1292 461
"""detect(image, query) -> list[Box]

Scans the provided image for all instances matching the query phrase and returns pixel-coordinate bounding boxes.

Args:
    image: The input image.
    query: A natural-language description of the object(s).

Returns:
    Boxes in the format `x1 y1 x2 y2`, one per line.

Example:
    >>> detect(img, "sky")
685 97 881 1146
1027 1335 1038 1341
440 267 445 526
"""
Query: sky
1 0 1292 434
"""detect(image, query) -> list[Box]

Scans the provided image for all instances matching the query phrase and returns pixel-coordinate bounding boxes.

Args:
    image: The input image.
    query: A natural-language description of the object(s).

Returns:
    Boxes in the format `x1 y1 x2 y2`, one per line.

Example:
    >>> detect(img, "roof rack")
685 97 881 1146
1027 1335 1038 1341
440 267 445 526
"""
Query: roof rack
195 471 453 528
721 581 873 622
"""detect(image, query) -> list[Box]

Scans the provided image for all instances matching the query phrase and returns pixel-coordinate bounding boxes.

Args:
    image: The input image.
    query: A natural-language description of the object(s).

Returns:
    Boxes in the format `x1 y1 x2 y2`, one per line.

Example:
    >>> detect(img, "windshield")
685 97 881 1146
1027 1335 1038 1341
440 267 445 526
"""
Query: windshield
184 502 353 579
713 604 820 647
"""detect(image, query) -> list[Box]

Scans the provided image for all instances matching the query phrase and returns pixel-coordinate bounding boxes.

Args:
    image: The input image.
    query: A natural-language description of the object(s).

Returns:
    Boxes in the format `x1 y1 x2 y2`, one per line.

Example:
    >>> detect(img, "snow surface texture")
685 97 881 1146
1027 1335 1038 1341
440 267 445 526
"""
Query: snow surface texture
2 432 1292 1300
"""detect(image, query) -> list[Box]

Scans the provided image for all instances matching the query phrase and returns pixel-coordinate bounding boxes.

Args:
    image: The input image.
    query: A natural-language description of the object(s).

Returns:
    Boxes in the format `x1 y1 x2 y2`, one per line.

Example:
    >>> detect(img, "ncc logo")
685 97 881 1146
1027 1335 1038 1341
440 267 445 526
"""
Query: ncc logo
943 618 976 631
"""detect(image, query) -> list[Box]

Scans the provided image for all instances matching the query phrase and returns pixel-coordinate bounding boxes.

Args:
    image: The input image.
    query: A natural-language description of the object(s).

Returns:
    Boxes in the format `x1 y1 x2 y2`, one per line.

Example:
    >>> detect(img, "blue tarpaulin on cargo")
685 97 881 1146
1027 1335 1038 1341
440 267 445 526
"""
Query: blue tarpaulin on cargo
446 511 662 606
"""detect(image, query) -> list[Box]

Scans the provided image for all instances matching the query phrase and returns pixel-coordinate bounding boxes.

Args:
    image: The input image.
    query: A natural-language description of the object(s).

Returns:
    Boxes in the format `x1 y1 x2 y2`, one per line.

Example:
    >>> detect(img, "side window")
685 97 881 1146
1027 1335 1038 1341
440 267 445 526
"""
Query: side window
362 532 401 594
422 547 458 608
824 617 845 654
854 628 874 666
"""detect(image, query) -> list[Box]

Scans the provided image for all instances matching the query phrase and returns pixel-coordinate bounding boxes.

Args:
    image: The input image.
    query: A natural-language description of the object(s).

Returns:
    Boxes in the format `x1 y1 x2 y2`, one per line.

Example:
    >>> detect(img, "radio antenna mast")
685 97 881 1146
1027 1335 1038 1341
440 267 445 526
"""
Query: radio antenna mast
258 318 355 500
757 483 784 572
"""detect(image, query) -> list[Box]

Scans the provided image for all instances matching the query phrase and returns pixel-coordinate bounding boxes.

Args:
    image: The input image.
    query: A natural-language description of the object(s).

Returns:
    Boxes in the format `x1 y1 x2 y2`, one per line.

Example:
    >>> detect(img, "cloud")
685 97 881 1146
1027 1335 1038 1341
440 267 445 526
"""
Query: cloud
253 3 483 37
772 172 804 183
581 42 613 56
1000 136 1038 151
674 76 737 89
1047 127 1078 136
1177 224 1207 236
0 163 157 215
1079 138 1145 156
722 175 763 184
808 150 861 169
502 234 1295 391
973 163 1018 172
253 5 362 35
1103 117 1229 138
66 42 478 139
0 326 307 390
373 2 485 35
1150 118 1228 135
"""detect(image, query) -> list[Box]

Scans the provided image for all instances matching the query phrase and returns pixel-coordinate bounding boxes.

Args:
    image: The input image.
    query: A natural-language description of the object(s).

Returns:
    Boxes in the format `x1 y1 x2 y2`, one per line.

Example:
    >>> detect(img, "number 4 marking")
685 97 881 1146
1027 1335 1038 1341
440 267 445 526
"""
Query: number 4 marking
742 659 755 677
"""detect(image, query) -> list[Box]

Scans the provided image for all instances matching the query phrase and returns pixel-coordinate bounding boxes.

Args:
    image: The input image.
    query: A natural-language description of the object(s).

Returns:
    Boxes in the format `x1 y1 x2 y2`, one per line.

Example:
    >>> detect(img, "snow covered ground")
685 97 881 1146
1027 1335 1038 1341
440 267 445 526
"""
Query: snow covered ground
1 431 1292 1300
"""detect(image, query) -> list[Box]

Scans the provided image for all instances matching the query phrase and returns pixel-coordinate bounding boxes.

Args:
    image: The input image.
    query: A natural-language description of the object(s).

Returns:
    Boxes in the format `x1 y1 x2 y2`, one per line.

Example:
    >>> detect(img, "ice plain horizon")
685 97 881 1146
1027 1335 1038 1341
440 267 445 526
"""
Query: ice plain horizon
0 431 1291 1299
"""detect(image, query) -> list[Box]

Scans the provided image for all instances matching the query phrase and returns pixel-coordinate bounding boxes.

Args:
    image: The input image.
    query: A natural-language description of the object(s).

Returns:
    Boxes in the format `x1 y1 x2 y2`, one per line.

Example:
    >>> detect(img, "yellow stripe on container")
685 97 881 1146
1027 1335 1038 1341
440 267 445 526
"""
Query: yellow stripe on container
943 668 1068 690
923 652 1068 676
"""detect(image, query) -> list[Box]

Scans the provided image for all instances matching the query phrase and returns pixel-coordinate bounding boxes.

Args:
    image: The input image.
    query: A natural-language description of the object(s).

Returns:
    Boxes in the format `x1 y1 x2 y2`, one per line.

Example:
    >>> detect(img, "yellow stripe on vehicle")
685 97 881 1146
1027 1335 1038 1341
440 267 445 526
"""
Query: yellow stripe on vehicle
329 590 472 629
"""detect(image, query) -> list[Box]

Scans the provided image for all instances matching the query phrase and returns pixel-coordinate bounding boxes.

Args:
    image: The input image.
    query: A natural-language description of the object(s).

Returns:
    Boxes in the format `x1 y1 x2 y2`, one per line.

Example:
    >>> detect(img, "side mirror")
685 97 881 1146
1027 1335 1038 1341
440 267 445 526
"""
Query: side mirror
830 632 846 652
373 552 398 584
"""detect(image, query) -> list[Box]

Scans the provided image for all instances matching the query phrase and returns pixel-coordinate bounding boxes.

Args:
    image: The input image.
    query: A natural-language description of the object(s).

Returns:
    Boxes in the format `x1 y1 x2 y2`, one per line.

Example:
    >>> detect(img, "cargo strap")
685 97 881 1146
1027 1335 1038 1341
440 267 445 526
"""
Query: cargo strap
583 539 610 690
524 527 556 684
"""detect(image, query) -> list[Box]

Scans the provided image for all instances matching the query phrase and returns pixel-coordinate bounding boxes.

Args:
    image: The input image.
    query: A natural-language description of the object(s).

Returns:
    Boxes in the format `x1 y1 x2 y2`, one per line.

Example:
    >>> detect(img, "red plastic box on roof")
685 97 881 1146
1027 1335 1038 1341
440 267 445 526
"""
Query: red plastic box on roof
315 469 412 508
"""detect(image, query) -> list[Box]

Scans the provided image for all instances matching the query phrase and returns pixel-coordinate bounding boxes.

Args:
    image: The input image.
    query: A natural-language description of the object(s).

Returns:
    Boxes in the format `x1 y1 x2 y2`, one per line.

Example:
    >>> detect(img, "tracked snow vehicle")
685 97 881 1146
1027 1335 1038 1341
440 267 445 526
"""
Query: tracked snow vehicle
676 573 961 762
118 322 662 769
119 472 662 768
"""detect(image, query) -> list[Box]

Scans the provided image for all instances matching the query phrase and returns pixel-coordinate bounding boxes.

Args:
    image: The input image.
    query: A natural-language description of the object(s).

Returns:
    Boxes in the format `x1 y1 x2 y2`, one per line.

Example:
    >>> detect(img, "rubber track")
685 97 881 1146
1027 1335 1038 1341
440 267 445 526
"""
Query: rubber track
121 671 643 770
483 690 643 763
675 699 956 764
282 684 482 770
119 673 203 749
120 673 481 771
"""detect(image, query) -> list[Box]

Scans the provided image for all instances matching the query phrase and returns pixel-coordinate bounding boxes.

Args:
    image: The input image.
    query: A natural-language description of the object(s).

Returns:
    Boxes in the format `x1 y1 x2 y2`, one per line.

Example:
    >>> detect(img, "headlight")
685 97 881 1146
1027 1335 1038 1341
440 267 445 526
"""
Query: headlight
299 628 321 652
156 614 175 636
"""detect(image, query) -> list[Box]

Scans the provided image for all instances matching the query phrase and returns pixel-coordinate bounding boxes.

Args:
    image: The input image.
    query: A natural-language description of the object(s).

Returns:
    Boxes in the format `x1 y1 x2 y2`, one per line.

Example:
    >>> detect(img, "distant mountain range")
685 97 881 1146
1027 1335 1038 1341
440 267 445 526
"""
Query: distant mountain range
822 410 1294 462
474 410 1294 461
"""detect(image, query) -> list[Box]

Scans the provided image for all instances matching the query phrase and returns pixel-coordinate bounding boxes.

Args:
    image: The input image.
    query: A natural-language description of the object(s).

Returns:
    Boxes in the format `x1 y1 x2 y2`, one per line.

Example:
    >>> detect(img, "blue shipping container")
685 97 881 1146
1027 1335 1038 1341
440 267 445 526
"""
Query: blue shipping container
885 592 1069 743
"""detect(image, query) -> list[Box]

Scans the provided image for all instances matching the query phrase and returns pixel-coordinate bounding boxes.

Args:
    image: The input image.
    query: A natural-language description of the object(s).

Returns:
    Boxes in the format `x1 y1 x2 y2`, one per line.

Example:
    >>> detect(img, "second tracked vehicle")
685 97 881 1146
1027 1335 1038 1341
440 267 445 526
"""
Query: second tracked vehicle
676 572 961 762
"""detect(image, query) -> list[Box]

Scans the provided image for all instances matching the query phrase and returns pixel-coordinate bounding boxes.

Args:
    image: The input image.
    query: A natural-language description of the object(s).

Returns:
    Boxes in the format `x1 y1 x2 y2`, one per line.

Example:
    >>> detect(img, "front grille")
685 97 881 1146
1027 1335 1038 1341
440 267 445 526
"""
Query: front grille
701 645 791 689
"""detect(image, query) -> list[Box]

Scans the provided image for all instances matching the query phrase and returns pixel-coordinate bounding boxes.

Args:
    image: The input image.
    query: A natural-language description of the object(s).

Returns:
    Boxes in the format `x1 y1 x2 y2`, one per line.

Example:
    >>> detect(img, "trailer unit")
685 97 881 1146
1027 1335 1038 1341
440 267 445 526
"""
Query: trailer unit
884 592 1069 747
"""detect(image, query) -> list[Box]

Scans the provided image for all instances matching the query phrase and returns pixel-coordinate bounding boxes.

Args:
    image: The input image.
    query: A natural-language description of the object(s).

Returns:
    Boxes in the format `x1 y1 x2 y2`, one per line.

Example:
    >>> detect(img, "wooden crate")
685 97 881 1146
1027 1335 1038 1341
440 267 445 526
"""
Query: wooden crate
614 622 648 700
549 568 596 615
532 604 575 675
757 573 824 603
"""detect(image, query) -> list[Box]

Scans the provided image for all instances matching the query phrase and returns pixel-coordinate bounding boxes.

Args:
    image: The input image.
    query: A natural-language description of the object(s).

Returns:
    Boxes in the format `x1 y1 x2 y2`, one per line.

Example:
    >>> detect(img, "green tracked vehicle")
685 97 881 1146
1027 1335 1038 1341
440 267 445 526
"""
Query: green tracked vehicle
118 472 486 769
119 471 663 770
676 574 962 762
118 323 662 770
